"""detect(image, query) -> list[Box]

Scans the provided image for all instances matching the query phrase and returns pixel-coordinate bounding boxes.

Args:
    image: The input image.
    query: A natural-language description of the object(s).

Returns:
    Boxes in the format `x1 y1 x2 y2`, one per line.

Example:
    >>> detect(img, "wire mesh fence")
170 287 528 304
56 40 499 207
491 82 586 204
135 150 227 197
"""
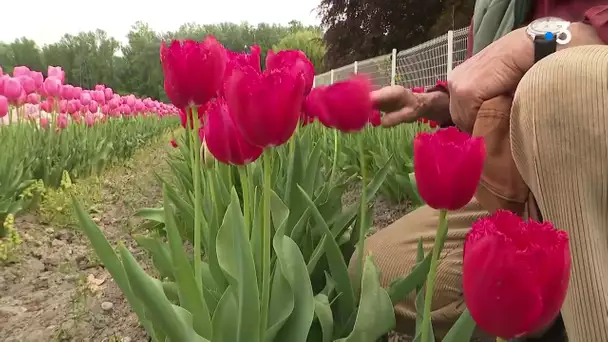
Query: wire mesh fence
314 27 469 90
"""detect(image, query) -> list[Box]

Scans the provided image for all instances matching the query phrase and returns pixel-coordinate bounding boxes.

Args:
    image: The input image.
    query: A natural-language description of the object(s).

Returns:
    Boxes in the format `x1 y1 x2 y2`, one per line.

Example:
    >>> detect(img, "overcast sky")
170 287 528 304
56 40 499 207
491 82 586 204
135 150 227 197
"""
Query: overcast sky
0 0 322 46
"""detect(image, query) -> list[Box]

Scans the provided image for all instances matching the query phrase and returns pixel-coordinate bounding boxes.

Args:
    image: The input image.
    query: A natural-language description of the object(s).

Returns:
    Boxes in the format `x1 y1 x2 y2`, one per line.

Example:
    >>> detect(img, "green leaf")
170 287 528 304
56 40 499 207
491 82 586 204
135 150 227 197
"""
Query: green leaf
297 185 356 329
133 235 174 280
335 256 395 342
387 250 432 304
71 196 157 341
212 286 239 342
162 185 213 339
313 294 334 342
118 245 208 342
216 189 261 342
442 308 476 342
272 235 316 342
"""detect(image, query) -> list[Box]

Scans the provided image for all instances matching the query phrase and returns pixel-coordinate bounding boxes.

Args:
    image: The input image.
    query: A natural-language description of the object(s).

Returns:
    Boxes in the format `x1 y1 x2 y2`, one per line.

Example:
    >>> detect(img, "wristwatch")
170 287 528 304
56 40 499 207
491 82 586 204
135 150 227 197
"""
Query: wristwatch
526 17 572 63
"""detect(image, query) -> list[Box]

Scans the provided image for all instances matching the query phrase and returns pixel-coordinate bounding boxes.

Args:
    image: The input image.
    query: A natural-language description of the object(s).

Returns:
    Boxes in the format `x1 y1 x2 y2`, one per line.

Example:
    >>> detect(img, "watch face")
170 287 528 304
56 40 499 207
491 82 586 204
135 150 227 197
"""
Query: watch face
530 17 569 34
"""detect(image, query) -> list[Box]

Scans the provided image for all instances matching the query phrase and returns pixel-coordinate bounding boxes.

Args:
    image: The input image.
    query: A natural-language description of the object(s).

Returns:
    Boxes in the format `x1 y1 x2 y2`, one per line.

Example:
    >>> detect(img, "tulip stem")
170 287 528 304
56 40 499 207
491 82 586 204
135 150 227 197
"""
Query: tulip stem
355 133 367 298
330 129 339 185
496 338 507 342
420 209 449 342
238 165 251 239
191 108 203 293
260 149 272 339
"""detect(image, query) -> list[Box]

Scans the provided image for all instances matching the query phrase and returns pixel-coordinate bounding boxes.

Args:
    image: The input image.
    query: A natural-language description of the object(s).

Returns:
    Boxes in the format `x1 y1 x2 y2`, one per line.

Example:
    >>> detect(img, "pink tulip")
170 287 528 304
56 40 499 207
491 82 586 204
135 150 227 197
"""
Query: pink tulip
12 66 31 78
47 66 65 84
44 76 62 98
104 87 113 101
57 113 68 129
73 87 83 99
84 112 96 127
61 84 75 99
0 95 8 118
31 72 44 90
40 117 50 129
88 100 99 113
26 93 40 105
80 92 91 106
18 76 36 94
3 77 23 102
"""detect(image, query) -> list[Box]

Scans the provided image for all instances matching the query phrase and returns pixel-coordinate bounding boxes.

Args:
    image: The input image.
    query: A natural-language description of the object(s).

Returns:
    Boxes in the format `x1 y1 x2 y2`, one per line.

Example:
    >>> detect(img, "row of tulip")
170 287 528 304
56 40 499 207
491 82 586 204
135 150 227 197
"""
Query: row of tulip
0 65 180 238
74 36 571 342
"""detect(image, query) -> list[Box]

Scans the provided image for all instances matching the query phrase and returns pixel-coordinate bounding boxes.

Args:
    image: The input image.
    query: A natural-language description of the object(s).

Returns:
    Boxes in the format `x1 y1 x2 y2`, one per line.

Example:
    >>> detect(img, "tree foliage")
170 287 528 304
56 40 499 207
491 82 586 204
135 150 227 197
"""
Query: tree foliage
0 21 325 102
318 0 476 68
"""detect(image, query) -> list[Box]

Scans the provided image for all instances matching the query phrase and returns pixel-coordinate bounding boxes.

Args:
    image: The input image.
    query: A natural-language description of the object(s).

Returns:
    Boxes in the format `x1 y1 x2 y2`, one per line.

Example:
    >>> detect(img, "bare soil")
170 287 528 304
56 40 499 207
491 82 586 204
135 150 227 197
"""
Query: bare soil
0 143 413 342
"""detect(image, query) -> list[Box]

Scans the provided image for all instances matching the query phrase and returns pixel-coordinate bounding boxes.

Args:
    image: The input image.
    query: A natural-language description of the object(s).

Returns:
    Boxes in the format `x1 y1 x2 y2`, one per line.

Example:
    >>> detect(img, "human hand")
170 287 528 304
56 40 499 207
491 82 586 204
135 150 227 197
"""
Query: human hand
371 85 450 127
448 23 603 133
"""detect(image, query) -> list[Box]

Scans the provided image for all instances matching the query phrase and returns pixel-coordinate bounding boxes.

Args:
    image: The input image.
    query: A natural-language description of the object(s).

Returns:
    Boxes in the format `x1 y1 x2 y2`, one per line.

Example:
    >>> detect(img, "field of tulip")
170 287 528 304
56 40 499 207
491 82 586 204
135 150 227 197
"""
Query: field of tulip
1 37 571 342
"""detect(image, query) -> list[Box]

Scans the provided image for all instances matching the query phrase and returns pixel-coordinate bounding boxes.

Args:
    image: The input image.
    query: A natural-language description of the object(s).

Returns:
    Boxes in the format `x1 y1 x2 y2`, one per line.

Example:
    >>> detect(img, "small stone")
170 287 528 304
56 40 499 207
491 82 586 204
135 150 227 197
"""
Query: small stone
0 305 27 316
44 228 54 235
101 301 114 311
123 337 132 342
51 239 66 247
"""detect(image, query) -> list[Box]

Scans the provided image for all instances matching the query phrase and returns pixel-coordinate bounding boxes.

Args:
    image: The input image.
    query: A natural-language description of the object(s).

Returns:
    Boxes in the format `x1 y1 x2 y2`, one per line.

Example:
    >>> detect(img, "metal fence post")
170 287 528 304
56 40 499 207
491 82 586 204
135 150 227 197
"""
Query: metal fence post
390 48 397 86
330 69 335 84
354 61 358 74
446 30 454 77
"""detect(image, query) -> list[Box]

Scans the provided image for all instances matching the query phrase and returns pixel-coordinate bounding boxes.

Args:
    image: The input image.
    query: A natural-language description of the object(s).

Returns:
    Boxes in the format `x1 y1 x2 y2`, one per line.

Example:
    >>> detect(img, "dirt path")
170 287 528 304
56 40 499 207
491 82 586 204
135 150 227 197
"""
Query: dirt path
0 138 172 342
0 139 412 342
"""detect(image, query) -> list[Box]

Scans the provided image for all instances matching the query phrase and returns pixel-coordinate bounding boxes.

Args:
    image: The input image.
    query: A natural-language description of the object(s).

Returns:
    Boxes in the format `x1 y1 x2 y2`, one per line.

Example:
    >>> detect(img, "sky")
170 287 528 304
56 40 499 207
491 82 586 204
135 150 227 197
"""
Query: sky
0 0 322 46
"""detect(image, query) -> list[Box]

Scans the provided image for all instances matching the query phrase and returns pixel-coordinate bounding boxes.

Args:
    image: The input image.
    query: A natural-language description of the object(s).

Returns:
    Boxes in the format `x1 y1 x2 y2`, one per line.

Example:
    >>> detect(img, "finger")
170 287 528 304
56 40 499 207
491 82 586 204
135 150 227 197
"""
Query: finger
381 107 420 127
370 86 404 108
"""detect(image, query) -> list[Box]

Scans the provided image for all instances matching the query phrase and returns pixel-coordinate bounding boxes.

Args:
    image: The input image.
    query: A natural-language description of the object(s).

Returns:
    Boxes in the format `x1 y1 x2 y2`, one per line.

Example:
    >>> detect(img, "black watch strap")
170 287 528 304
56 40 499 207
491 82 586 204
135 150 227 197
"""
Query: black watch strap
533 35 557 63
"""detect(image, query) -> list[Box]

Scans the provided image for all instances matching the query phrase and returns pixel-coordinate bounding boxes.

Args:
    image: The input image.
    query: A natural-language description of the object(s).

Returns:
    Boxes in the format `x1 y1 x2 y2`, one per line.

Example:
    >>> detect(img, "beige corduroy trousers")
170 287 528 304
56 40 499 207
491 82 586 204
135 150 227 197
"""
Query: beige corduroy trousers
361 45 608 341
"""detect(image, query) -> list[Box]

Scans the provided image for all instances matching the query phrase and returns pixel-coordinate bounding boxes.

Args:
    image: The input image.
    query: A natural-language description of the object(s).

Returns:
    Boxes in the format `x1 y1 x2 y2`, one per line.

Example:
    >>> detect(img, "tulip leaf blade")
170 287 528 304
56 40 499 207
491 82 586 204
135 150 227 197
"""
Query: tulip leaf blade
216 188 261 342
297 184 356 329
70 196 157 341
334 256 395 342
313 293 334 342
162 184 213 339
442 308 476 342
117 244 208 342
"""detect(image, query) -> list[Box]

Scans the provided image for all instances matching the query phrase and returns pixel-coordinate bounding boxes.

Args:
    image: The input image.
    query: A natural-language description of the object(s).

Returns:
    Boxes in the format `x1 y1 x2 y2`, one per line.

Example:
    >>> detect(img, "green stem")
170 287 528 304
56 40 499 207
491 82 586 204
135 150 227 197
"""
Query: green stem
355 134 367 298
238 165 251 239
330 129 339 185
420 209 449 342
189 107 203 293
260 149 272 339
496 338 507 342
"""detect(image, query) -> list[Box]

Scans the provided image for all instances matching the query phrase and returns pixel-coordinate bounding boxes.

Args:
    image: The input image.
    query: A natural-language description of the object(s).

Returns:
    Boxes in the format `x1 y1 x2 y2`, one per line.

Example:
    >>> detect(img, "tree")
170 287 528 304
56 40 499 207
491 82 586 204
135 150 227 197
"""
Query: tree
318 0 475 69
0 20 322 102
273 30 327 72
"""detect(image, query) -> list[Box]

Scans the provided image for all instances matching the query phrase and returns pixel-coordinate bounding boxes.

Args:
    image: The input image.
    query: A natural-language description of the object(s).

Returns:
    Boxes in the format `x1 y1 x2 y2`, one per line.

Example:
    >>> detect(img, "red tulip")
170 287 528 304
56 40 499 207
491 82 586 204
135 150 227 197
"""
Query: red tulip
170 139 178 148
160 37 227 109
369 110 381 127
219 44 262 97
302 86 326 120
463 210 570 339
413 127 485 210
226 65 305 148
204 97 263 165
317 74 373 132
265 49 314 95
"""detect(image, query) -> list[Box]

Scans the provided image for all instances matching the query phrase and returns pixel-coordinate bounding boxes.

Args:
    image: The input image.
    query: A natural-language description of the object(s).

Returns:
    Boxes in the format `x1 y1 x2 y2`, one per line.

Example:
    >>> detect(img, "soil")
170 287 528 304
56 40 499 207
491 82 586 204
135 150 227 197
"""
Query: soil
0 142 413 342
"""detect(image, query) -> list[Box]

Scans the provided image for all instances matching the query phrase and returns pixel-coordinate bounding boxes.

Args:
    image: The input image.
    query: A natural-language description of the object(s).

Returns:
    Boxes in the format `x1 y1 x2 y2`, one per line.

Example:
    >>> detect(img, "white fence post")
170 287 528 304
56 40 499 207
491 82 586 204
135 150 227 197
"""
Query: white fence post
390 48 397 86
353 61 358 74
330 69 335 84
446 30 454 77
